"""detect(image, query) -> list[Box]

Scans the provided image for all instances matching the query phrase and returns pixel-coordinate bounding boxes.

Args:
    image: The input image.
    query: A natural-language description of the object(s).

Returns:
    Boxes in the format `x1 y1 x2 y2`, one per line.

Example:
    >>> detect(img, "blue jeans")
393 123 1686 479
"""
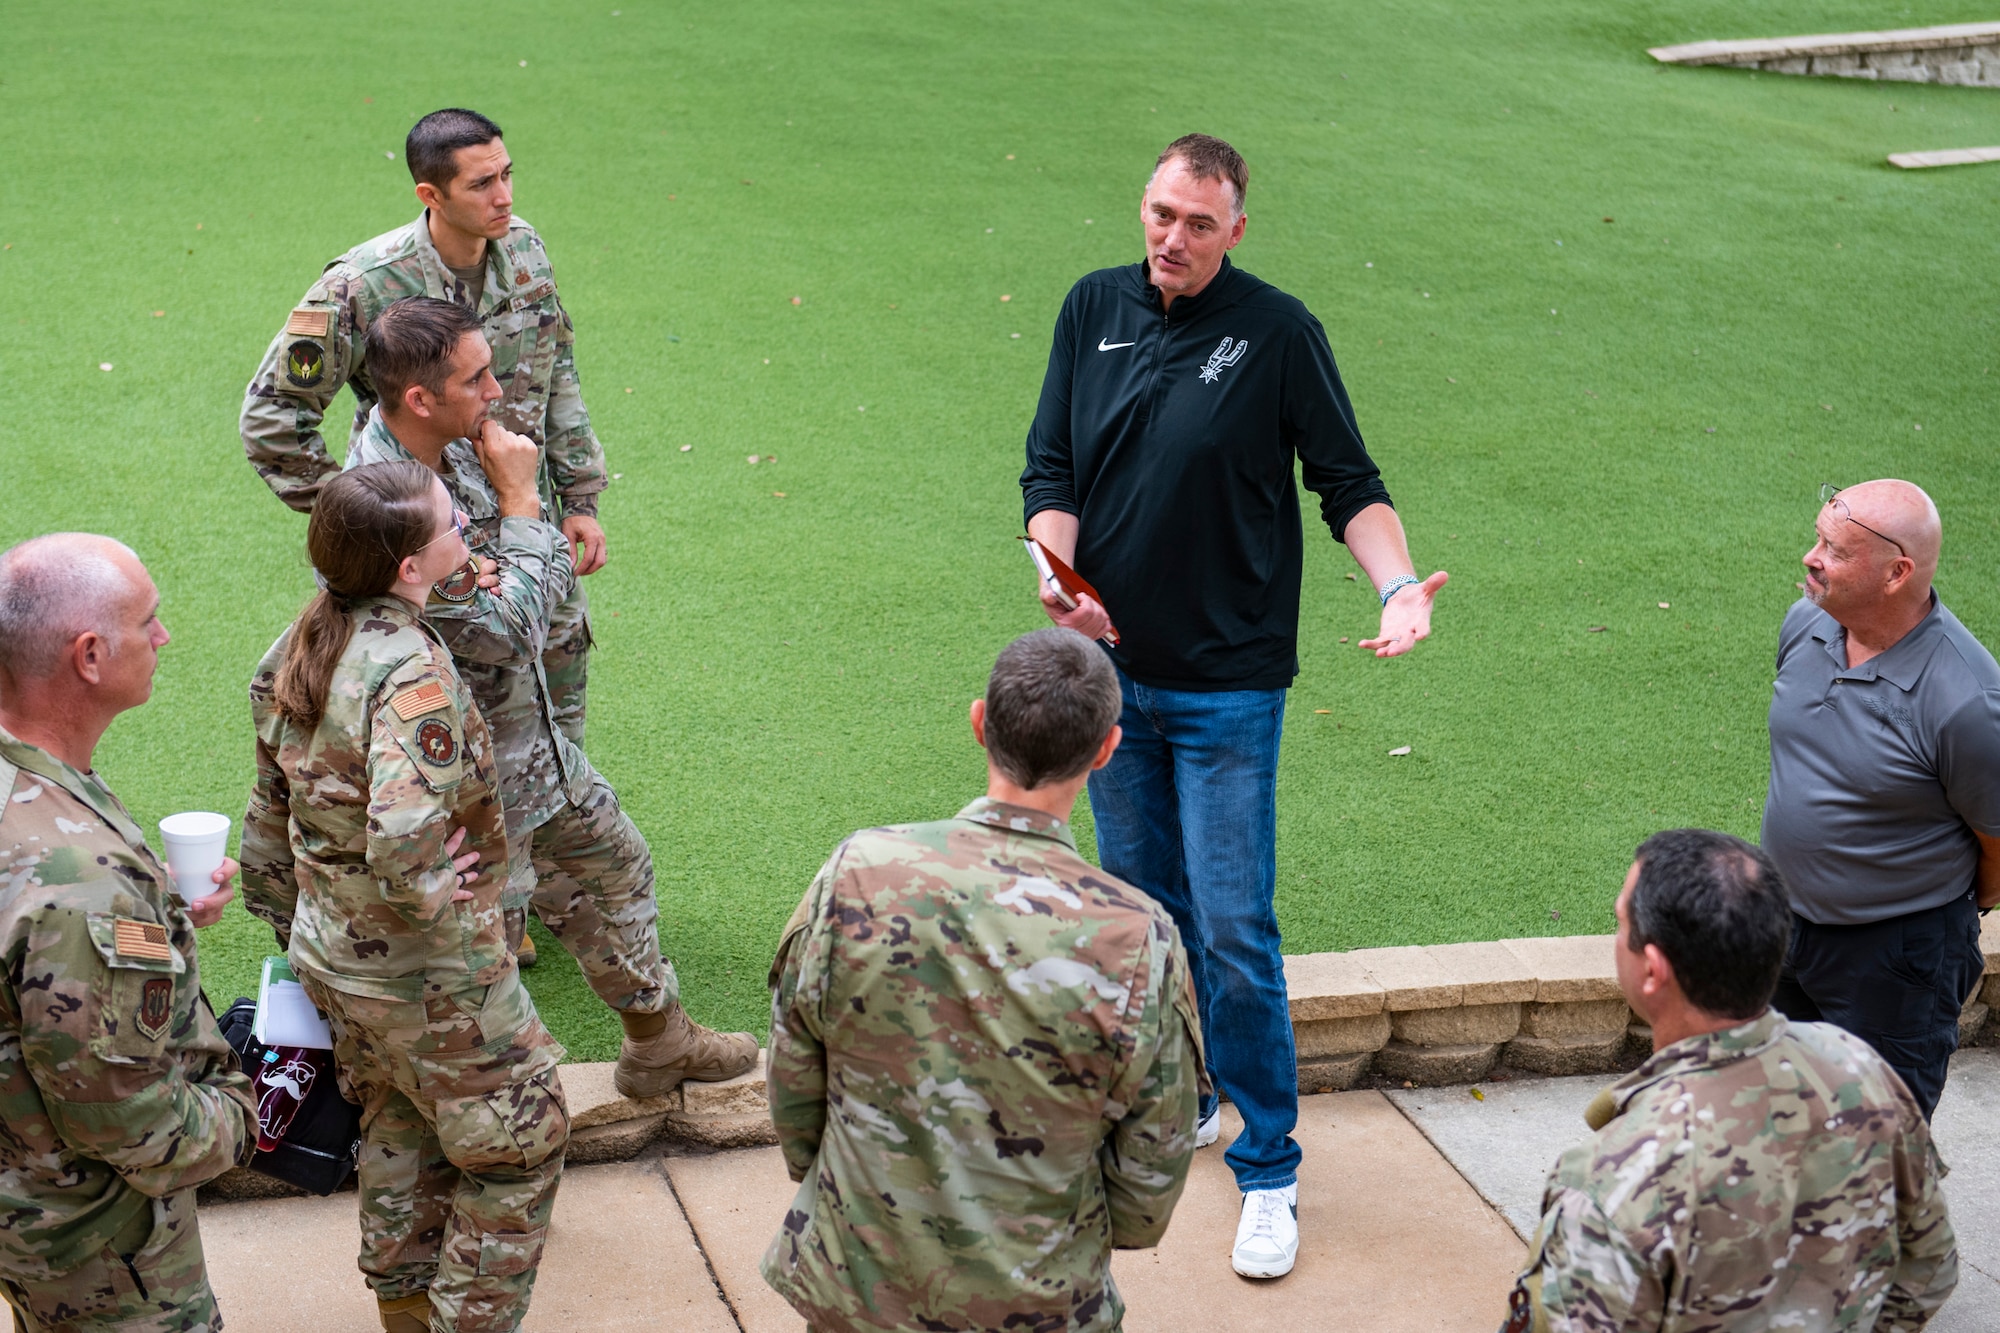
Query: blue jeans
1086 670 1299 1192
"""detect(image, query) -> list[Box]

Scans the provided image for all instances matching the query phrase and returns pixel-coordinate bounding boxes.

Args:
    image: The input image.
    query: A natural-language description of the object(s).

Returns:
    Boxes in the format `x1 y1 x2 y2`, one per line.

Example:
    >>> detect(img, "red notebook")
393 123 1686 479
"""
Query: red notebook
1021 537 1121 646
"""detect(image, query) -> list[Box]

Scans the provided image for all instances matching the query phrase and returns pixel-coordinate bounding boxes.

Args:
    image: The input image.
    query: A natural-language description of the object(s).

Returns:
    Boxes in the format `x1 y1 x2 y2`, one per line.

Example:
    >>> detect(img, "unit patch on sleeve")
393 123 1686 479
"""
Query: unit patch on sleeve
136 976 174 1040
414 717 459 767
390 681 451 720
285 340 327 387
113 918 173 962
284 307 335 338
431 561 480 604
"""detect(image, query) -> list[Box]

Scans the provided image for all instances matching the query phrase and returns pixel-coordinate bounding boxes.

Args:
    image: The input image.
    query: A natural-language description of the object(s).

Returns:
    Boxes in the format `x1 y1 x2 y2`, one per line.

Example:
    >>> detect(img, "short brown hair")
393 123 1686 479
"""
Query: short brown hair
366 297 482 407
1155 134 1248 215
983 629 1122 789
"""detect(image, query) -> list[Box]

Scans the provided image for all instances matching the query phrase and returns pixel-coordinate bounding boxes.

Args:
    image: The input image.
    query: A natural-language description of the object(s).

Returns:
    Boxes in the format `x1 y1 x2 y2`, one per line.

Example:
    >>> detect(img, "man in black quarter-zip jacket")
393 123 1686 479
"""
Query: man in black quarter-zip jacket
1020 134 1448 1283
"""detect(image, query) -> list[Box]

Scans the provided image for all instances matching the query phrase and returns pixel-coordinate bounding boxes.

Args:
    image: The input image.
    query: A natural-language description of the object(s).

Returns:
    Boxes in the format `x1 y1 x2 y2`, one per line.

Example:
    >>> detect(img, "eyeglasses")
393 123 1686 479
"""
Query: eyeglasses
1818 483 1907 558
418 509 469 554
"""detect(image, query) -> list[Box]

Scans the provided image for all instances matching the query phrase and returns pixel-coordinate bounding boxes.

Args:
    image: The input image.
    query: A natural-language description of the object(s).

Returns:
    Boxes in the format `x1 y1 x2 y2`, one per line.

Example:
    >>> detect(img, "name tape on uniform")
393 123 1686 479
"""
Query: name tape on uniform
390 681 451 721
114 918 174 961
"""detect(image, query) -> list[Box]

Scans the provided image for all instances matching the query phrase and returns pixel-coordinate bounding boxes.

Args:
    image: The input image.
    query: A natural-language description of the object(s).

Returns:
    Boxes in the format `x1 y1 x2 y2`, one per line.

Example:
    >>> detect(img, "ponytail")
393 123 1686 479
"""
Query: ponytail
273 591 354 728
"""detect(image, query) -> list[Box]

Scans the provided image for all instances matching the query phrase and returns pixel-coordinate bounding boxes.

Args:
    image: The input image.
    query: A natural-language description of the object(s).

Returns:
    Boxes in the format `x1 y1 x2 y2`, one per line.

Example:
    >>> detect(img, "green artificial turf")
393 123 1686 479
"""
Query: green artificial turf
3 0 1996 1061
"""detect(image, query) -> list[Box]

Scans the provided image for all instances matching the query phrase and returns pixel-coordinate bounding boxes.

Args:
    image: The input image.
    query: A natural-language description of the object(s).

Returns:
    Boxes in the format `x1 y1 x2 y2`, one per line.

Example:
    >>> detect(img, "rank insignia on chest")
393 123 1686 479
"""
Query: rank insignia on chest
113 917 173 962
137 977 173 1041
414 717 459 767
390 681 451 720
285 340 326 387
432 560 480 604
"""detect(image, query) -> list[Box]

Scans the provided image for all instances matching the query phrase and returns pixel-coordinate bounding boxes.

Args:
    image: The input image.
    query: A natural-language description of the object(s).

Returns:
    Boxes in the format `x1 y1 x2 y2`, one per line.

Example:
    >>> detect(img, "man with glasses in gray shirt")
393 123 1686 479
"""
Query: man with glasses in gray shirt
1762 479 2000 1118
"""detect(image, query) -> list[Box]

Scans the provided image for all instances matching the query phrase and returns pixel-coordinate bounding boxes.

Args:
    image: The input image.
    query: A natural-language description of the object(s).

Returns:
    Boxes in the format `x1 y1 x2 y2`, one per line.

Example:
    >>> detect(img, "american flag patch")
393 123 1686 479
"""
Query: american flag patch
390 681 451 720
114 918 173 962
284 307 333 337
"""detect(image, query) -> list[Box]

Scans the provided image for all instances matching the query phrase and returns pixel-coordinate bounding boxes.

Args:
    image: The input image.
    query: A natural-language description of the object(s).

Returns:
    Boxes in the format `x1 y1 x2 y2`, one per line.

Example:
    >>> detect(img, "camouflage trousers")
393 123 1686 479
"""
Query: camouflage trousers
526 767 676 1016
0 1191 219 1332
307 973 569 1333
544 578 590 747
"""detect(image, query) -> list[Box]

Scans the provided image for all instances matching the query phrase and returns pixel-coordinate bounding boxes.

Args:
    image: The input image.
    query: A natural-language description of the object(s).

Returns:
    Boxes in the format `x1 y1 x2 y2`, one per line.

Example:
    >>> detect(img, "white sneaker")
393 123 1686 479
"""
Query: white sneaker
1232 1185 1298 1279
1195 1106 1221 1148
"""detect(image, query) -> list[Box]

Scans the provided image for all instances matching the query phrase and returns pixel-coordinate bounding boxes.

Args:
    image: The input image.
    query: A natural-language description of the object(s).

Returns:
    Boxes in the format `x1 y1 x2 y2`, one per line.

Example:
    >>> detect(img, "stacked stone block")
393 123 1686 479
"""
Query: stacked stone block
1649 23 2000 89
1289 938 1637 1091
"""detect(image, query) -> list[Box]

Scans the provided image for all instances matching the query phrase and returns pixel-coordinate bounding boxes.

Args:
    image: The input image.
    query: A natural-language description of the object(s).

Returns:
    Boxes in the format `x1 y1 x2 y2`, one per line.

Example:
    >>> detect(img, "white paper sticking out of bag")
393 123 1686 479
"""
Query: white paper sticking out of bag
253 956 335 1049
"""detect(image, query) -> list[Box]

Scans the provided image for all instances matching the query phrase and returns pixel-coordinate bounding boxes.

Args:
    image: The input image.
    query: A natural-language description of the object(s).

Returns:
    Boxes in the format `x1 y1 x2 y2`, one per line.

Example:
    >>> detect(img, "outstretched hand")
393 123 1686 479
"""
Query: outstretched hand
1359 570 1449 658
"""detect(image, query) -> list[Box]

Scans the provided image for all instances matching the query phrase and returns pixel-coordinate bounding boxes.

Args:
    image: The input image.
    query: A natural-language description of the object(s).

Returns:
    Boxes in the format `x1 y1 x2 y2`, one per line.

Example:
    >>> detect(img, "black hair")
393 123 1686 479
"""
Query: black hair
1628 829 1792 1019
406 108 504 191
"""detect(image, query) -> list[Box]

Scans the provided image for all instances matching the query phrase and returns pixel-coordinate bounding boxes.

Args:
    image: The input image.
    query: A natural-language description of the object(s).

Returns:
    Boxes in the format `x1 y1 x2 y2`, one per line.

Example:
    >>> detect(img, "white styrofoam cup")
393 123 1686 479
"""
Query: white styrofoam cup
158 811 230 902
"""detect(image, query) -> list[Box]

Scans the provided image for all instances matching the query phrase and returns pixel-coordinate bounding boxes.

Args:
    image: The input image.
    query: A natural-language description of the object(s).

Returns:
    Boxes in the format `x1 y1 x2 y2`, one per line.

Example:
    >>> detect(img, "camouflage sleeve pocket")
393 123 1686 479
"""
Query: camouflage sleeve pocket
273 304 343 398
383 697 468 793
82 913 183 1059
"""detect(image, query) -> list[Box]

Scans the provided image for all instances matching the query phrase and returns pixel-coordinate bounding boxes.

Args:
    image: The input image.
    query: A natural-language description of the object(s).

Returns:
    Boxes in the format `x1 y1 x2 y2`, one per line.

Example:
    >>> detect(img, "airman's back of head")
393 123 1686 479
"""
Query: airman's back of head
1629 829 1791 1019
983 628 1121 790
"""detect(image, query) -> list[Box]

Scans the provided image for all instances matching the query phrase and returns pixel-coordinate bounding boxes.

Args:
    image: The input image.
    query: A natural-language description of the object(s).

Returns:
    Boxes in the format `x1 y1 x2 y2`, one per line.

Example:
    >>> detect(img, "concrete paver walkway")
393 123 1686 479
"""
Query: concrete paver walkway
200 1055 2000 1330
1391 1047 2000 1333
663 1094 1524 1333
205 1156 739 1332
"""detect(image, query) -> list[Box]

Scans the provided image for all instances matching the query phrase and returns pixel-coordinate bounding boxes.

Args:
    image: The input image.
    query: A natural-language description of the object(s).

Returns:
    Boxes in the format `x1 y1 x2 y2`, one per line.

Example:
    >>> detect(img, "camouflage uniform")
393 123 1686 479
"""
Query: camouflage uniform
344 409 673 1018
240 596 568 1333
240 209 602 743
0 726 256 1331
1502 1011 1957 1333
762 797 1205 1333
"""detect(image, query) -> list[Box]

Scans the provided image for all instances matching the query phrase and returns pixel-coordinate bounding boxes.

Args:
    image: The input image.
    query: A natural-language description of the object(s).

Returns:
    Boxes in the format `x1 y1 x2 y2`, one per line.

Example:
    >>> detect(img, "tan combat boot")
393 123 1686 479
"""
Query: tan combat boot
614 1005 758 1099
377 1292 432 1333
503 907 537 968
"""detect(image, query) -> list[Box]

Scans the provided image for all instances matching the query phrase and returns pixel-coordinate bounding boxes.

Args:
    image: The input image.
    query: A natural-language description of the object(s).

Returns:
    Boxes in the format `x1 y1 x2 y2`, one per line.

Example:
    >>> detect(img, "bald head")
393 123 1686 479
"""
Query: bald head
0 534 145 685
1838 479 1942 580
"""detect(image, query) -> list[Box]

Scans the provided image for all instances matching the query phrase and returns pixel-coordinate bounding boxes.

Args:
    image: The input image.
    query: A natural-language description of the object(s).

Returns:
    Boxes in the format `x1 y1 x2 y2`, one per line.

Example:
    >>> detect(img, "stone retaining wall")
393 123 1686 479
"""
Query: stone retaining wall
1288 918 2000 1094
204 918 2000 1201
1649 22 2000 88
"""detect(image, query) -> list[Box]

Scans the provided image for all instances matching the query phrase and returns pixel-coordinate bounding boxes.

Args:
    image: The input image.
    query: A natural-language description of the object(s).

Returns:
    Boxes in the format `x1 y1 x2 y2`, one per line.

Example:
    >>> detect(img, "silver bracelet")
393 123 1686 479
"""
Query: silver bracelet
1377 574 1422 607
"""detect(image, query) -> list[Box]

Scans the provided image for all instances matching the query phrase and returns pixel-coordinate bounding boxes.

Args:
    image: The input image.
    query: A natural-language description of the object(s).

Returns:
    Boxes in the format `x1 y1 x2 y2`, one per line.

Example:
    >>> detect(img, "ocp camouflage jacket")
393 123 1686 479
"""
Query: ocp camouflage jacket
240 210 605 517
0 727 254 1279
241 597 513 1003
1506 1010 1958 1332
343 410 585 875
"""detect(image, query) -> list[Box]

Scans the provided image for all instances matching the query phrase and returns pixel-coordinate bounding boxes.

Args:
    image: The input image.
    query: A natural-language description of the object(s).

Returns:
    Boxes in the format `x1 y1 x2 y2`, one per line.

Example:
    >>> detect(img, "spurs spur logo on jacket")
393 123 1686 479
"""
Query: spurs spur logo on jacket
1198 336 1248 383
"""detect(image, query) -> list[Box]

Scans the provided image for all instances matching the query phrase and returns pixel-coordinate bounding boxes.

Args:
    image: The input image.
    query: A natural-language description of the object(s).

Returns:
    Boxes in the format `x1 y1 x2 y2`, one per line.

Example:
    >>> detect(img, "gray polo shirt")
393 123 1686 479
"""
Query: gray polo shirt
1763 595 2000 925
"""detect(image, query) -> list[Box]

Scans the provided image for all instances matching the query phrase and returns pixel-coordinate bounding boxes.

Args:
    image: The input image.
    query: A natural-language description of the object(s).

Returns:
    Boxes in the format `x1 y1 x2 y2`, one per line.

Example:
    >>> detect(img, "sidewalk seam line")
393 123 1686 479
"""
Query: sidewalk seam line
658 1159 749 1333
1381 1090 1530 1243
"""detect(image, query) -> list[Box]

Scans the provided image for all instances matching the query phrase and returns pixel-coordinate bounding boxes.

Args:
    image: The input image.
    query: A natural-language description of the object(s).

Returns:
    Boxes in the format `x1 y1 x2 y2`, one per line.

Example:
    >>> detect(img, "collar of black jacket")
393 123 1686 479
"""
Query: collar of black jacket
1138 255 1239 321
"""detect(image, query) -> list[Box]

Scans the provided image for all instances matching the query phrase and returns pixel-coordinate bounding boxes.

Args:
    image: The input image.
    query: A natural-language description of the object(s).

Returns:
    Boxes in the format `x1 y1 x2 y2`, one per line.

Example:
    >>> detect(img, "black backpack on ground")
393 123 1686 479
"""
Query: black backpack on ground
216 997 362 1196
